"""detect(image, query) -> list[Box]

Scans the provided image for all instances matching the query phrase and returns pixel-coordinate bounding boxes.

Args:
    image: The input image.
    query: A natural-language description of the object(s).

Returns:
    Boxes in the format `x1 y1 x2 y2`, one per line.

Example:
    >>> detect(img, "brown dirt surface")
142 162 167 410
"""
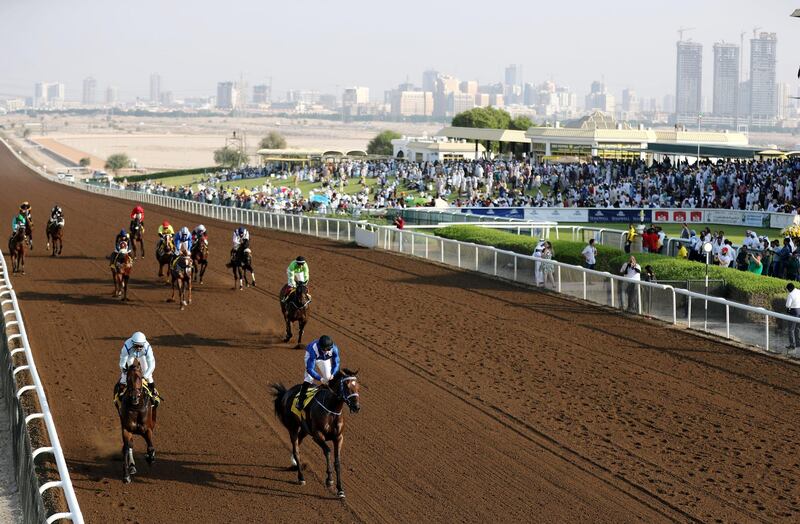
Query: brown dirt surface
32 138 105 170
1 142 799 523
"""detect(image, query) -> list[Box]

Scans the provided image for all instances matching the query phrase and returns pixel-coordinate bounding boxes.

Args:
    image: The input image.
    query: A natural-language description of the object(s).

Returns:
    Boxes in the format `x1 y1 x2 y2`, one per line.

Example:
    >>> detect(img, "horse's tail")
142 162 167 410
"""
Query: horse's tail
271 383 288 424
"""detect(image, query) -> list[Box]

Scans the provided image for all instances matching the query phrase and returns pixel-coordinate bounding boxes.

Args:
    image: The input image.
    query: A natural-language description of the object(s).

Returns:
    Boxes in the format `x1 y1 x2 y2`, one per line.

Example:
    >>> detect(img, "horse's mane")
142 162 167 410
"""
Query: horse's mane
337 368 358 378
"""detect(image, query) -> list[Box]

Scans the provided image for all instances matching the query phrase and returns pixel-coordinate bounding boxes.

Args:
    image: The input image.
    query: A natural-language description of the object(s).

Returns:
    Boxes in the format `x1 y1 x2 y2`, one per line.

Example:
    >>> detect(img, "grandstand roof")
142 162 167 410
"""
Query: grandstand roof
436 127 529 143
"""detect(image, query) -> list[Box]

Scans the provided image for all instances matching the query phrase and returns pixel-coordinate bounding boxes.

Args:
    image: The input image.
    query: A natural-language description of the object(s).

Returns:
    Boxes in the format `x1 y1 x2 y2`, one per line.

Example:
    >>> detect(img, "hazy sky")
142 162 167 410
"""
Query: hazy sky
2 0 799 102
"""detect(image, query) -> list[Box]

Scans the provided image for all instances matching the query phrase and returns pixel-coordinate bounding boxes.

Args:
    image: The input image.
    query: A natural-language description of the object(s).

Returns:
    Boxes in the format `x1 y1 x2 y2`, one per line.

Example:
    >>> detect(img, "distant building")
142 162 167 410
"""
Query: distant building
150 73 161 104
459 80 478 96
675 40 703 123
159 91 174 106
105 86 118 105
4 99 25 112
749 32 777 124
286 90 320 105
46 83 65 108
82 77 97 105
585 81 615 113
390 90 433 117
712 43 739 118
422 70 439 93
434 75 459 117
342 86 369 106
504 64 521 87
318 94 338 110
34 82 48 108
253 84 271 104
216 81 239 110
448 92 475 115
621 88 639 117
776 82 790 120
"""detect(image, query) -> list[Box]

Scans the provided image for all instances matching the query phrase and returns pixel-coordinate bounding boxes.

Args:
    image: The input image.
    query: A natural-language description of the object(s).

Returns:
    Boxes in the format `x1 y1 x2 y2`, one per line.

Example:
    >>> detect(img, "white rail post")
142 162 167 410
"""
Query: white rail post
457 243 461 268
765 315 770 351
557 265 562 293
610 277 615 308
326 220 329 237
494 251 498 276
441 239 445 262
336 221 340 240
687 297 692 328
425 236 429 259
399 231 404 252
725 305 730 338
513 256 517 281
475 246 479 271
637 282 642 315
315 220 319 237
672 289 677 324
582 271 587 300
411 234 415 256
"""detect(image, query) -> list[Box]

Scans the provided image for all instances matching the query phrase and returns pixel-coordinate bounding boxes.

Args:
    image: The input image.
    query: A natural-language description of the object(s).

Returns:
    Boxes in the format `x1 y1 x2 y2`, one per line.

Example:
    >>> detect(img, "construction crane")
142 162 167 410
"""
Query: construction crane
752 26 762 38
677 26 695 41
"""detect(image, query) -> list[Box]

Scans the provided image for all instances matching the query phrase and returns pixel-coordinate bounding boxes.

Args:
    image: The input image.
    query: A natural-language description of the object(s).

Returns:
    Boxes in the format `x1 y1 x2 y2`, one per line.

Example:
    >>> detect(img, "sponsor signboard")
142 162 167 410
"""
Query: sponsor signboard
770 213 796 229
461 207 524 218
743 212 769 228
654 209 703 223
522 208 589 222
704 209 746 226
588 208 651 224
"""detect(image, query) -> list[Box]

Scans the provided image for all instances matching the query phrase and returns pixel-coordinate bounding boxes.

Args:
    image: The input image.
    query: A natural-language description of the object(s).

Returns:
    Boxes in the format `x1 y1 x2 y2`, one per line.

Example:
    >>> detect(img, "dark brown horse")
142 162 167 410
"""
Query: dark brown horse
45 219 63 256
168 254 192 310
110 248 133 301
116 360 157 484
129 217 145 259
190 236 209 284
8 226 26 274
155 234 174 284
231 239 255 290
272 369 361 498
280 282 310 344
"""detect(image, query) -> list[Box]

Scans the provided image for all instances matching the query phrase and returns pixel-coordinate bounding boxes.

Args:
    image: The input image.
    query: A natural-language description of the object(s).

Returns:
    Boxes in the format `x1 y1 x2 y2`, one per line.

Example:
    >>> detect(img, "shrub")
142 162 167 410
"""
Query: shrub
434 225 792 309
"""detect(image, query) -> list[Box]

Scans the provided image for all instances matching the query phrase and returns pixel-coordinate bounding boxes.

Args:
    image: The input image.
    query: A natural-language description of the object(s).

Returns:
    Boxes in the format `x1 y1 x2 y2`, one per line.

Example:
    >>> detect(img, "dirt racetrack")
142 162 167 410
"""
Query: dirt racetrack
1 143 799 523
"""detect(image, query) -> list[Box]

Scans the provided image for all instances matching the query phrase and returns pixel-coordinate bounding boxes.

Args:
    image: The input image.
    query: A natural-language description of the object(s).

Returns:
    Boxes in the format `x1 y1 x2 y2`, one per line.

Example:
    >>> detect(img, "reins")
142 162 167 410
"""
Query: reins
313 376 358 417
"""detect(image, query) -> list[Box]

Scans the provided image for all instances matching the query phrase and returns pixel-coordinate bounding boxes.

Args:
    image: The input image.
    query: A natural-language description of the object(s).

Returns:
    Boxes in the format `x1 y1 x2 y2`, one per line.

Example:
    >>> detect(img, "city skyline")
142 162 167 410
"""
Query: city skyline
1 0 798 104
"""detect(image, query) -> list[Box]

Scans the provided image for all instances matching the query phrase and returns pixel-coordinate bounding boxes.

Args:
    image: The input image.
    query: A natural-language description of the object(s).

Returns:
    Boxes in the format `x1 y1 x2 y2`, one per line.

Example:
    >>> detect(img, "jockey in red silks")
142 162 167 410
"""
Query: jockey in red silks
130 205 144 224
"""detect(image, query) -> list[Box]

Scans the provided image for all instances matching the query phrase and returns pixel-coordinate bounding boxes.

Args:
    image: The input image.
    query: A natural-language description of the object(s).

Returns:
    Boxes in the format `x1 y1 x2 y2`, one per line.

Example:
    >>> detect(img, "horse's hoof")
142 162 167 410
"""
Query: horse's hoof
337 490 346 499
166 298 174 303
129 465 137 476
298 479 306 486
326 479 334 487
123 476 131 484
146 452 155 465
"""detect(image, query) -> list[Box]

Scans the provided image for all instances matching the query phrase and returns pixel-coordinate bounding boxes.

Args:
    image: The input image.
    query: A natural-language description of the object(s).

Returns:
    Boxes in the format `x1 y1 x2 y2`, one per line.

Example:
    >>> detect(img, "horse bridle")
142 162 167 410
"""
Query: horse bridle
314 376 359 416
289 288 311 310
126 368 144 407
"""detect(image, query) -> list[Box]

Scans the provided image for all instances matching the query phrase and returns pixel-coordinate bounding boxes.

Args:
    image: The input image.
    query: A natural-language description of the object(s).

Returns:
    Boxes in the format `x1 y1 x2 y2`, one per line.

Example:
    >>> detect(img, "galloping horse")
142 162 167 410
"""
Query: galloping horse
45 218 63 256
22 214 33 251
272 369 361 498
155 234 174 283
116 360 157 484
190 236 209 284
280 282 311 344
110 247 133 301
8 226 26 274
129 217 145 259
168 254 193 310
231 238 255 290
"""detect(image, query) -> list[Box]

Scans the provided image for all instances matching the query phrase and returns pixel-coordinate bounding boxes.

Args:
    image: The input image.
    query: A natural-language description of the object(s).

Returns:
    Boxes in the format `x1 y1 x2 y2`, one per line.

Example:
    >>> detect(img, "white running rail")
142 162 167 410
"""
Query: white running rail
0 248 84 524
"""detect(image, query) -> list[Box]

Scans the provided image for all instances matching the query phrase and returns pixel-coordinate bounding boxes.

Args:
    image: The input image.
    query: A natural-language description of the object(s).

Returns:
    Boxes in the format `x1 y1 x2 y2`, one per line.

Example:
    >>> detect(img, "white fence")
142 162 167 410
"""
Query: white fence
64 179 800 356
0 249 83 524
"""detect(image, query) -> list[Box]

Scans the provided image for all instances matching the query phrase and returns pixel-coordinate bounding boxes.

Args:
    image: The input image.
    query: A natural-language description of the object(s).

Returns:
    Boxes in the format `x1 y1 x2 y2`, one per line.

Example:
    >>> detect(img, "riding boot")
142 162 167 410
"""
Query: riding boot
295 382 310 411
148 381 160 407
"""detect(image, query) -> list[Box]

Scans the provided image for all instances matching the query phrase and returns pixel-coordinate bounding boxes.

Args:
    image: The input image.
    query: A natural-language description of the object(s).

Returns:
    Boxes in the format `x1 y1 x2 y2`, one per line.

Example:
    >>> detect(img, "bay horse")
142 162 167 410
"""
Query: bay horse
129 217 145 259
231 239 255 290
168 254 193 310
155 234 174 284
280 282 310 344
22 213 33 251
116 360 157 484
8 226 26 274
110 247 133 301
272 369 361 498
45 219 63 256
190 236 208 284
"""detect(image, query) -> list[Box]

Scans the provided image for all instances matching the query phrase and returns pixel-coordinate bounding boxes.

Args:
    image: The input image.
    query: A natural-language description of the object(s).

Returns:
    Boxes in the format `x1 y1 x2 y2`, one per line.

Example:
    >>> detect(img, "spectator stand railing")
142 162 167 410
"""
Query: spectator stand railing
0 248 84 524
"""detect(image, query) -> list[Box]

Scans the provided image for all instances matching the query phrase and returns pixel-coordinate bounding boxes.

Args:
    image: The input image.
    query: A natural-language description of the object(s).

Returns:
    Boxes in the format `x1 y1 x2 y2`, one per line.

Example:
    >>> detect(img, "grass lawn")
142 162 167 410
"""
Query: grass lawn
558 222 782 244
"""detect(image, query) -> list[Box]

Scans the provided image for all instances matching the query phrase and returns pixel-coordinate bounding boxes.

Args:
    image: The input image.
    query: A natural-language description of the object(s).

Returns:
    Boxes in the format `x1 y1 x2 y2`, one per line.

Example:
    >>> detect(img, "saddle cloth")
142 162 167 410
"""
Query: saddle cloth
290 386 319 419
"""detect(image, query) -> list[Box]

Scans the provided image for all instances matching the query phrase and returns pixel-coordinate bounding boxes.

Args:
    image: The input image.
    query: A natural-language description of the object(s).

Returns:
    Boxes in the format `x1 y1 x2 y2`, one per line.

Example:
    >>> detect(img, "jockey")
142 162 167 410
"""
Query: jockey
282 256 309 302
115 229 130 252
18 202 33 249
50 204 64 226
174 227 192 256
117 332 159 406
11 213 26 234
228 226 249 265
295 335 340 412
191 224 207 243
157 220 174 239
130 205 144 224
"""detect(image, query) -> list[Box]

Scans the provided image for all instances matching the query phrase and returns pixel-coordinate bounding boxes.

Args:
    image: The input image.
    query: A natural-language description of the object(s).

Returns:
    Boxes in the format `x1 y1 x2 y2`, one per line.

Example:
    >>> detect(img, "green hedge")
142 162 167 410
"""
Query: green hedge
114 166 217 183
433 225 792 309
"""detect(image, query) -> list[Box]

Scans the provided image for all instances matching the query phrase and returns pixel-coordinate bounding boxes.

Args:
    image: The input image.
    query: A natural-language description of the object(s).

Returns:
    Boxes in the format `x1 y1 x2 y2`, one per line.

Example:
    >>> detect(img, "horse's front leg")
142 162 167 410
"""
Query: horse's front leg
122 429 134 483
122 276 130 301
333 434 345 498
298 316 306 345
249 267 256 287
167 278 176 303
313 431 333 487
144 425 156 465
187 276 193 304
200 262 207 284
283 314 292 343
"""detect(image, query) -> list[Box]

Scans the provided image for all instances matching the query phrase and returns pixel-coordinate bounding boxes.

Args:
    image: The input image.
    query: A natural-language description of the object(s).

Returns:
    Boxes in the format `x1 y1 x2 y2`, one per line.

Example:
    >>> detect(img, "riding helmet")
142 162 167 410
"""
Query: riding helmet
237 226 245 235
319 335 333 350
296 256 305 264
162 220 170 228
119 229 126 236
131 331 147 347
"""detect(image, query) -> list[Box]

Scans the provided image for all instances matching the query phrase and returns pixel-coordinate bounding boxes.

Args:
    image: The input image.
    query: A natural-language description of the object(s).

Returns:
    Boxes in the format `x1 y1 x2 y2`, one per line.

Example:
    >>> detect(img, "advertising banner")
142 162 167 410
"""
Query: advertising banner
704 209 746 226
523 208 589 222
461 208 525 219
588 208 651 224
654 209 703 223
743 212 769 228
770 213 796 230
